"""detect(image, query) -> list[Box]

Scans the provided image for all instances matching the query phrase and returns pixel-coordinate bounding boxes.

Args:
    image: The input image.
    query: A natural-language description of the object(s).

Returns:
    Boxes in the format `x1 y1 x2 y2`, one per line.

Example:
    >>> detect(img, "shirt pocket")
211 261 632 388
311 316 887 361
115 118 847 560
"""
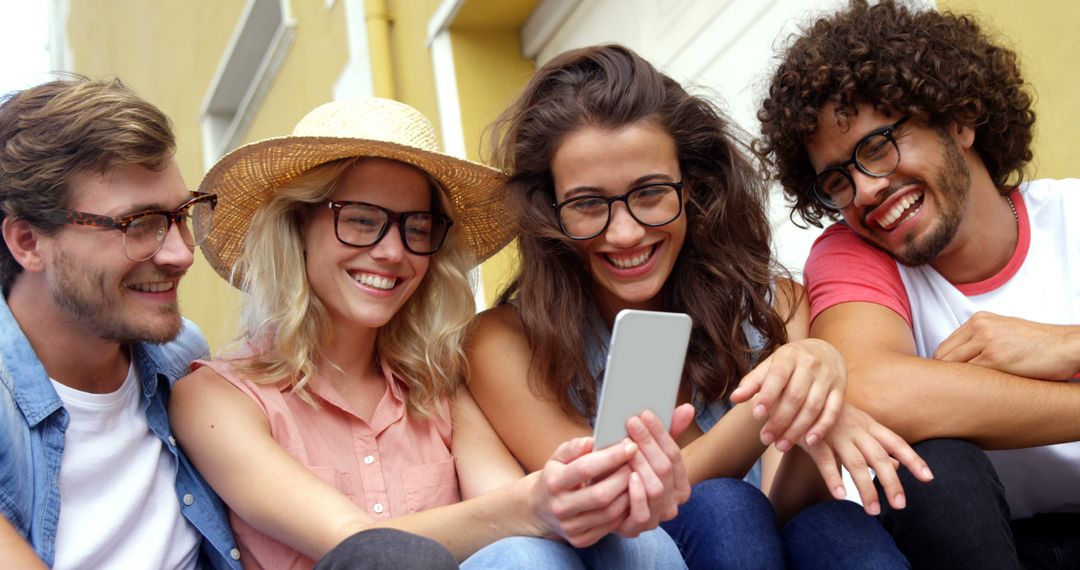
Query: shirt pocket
401 458 460 513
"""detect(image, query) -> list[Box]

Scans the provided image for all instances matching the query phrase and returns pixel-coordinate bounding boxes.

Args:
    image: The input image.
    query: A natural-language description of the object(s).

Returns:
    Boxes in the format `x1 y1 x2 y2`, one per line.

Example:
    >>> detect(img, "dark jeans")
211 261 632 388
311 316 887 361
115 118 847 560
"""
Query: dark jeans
314 528 457 569
877 439 1080 570
660 477 907 569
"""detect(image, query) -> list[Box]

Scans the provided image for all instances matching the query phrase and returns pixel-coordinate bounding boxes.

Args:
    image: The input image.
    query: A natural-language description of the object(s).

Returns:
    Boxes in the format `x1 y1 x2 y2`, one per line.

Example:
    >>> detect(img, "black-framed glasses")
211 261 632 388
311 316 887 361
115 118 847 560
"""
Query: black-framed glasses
325 200 453 255
811 116 910 210
552 181 684 240
45 191 217 261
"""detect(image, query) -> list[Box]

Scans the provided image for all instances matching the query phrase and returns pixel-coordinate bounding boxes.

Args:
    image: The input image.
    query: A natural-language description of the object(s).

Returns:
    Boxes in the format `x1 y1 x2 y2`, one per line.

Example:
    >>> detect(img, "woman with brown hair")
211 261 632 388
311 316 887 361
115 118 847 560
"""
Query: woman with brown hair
467 44 931 568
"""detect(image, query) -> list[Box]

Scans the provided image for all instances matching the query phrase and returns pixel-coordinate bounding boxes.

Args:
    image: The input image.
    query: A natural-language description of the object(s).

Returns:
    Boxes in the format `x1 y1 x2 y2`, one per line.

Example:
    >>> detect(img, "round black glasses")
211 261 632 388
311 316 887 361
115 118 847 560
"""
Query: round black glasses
811 116 909 210
325 200 453 255
552 181 684 240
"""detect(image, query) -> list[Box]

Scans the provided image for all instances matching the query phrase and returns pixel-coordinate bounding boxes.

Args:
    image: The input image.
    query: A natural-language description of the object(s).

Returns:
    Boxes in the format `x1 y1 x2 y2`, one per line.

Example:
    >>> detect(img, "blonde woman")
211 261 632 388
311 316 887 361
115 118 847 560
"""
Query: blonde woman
169 98 689 569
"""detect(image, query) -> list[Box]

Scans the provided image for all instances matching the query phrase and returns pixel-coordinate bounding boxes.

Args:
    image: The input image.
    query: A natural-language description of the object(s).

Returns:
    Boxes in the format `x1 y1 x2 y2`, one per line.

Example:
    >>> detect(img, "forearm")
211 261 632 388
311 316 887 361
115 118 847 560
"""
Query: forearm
766 449 831 525
373 475 539 562
847 353 1080 448
682 401 767 484
1063 325 1080 375
0 516 45 569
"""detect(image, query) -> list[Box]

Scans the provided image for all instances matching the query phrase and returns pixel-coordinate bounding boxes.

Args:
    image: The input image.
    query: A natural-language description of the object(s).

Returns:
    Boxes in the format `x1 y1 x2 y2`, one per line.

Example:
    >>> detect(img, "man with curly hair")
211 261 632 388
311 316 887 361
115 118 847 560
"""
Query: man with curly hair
757 1 1080 567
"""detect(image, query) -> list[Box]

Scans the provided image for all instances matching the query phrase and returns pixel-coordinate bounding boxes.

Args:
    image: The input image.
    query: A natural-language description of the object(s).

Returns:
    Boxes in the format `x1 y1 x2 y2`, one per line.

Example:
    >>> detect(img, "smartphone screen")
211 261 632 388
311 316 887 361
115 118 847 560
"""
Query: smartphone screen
592 310 692 450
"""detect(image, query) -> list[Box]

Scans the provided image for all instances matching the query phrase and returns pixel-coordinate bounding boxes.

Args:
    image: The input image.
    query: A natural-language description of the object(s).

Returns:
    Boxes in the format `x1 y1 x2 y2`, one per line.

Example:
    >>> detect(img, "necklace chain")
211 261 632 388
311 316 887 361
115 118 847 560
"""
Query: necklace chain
1006 194 1018 224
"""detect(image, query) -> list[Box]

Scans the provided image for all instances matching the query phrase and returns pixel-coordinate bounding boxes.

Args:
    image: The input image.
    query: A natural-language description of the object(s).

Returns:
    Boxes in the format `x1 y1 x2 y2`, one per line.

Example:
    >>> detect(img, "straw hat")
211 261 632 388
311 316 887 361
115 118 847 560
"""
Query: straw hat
198 97 514 286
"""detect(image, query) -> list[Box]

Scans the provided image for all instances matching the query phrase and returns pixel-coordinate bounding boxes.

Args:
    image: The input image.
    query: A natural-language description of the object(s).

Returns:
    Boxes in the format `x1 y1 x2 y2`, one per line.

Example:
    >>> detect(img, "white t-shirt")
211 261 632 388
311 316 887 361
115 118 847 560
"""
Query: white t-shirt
806 179 1080 519
50 362 200 570
896 180 1080 519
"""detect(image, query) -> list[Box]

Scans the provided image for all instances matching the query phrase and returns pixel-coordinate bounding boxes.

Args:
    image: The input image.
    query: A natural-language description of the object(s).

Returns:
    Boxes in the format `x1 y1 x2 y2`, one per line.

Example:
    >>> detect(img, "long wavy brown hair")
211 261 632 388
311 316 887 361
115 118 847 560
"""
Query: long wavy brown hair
488 44 790 419
756 0 1035 228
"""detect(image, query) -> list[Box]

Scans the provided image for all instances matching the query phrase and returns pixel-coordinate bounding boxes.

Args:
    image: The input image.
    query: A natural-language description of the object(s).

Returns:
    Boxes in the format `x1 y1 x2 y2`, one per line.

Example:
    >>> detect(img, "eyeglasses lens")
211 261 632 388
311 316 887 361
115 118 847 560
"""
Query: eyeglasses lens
559 184 681 239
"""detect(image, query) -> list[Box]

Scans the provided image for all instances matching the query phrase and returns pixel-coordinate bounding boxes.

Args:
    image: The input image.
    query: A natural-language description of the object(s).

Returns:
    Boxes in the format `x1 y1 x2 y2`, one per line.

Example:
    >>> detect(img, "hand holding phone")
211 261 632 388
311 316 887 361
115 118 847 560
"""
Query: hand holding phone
592 310 692 450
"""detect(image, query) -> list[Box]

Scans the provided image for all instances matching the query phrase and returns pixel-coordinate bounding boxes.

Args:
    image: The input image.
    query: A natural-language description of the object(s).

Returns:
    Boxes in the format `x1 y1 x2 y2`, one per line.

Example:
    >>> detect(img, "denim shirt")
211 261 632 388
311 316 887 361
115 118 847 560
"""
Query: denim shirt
579 307 765 488
0 298 241 568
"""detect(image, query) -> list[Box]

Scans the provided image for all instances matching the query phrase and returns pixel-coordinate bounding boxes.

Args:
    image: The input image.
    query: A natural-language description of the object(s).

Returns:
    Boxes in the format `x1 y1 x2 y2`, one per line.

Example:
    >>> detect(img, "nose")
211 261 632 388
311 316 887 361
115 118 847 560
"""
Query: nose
369 222 406 262
603 201 646 247
849 169 891 209
152 222 195 270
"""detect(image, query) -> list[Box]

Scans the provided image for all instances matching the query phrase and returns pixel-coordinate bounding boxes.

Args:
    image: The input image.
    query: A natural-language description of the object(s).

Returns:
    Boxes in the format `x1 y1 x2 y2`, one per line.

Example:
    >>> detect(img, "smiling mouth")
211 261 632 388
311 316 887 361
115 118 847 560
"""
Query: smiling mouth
875 191 924 230
128 282 176 293
604 245 656 269
350 271 399 290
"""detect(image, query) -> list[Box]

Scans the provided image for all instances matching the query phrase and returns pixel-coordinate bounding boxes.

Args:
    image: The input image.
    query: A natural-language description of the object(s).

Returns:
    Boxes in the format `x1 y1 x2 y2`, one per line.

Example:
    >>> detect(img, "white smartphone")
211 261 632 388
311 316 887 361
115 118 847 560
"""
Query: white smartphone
592 309 692 450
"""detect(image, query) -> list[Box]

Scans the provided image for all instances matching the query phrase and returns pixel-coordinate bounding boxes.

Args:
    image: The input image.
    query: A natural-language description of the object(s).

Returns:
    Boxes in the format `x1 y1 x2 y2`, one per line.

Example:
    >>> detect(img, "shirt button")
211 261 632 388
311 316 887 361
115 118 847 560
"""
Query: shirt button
363 455 375 465
372 502 384 514
183 493 194 506
168 435 177 446
230 548 241 560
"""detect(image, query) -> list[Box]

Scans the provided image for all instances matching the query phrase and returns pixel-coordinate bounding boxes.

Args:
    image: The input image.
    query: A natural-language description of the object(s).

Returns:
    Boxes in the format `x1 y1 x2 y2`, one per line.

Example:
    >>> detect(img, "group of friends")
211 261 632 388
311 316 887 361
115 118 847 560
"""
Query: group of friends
2 1 1077 569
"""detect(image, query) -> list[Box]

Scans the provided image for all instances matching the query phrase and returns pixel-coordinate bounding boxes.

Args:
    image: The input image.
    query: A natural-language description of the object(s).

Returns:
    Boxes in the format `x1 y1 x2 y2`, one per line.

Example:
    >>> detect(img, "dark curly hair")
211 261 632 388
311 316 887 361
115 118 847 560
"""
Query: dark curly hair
488 44 789 418
756 0 1035 228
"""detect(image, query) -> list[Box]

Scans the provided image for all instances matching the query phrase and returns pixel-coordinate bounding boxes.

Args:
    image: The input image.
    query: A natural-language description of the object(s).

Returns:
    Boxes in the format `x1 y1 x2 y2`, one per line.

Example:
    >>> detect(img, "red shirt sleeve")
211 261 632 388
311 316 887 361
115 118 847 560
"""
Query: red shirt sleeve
804 223 912 328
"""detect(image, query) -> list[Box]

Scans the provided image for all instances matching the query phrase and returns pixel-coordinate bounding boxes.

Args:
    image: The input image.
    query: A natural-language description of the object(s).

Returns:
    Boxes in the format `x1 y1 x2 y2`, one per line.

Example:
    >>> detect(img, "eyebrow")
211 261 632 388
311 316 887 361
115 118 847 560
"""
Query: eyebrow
561 173 679 199
103 192 196 218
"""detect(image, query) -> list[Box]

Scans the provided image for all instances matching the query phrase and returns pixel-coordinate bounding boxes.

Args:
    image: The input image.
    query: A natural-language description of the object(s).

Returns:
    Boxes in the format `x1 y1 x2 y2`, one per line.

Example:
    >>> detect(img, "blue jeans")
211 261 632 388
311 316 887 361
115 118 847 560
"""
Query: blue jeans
460 528 686 569
660 478 907 569
879 439 1080 569
784 500 910 570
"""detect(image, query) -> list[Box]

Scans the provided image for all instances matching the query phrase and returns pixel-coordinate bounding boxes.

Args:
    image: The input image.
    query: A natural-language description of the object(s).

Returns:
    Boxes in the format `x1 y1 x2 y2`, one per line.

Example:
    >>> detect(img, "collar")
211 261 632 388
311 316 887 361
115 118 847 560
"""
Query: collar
0 296 61 427
302 359 407 431
0 296 207 426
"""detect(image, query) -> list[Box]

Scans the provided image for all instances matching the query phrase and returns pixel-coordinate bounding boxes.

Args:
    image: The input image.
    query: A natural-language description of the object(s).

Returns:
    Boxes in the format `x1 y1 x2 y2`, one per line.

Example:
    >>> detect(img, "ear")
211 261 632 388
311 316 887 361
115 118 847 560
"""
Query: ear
949 122 977 150
2 217 47 272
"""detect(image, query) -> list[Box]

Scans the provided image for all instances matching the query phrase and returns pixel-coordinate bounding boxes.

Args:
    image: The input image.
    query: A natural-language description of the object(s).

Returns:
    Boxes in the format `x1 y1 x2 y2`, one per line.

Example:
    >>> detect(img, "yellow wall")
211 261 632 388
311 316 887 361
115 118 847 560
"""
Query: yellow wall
65 0 538 346
386 0 443 123
66 0 246 352
67 0 353 352
242 1 349 146
938 0 1080 179
446 0 537 305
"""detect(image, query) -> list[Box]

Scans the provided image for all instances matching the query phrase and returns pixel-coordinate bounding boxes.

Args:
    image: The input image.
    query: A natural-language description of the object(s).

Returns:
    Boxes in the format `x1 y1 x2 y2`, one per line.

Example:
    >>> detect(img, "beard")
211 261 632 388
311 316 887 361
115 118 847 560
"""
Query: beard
51 249 183 344
890 133 971 266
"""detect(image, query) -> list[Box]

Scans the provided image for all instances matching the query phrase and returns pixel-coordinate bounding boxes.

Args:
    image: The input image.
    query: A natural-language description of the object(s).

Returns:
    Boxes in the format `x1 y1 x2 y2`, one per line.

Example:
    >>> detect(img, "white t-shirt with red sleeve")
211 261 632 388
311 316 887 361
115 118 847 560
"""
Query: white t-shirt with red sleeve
804 178 1080 520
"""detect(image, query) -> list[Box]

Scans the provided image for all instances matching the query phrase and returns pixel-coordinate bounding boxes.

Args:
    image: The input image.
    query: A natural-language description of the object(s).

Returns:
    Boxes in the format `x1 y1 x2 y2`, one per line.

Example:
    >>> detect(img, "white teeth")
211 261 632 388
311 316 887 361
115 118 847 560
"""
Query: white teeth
878 193 921 229
607 249 651 269
353 272 397 290
130 282 174 293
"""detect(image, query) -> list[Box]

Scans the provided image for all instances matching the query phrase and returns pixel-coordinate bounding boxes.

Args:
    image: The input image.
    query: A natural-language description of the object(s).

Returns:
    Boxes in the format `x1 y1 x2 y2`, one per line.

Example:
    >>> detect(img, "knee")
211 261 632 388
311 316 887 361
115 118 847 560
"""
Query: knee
461 536 579 569
912 439 991 469
905 439 1004 501
588 529 685 569
316 528 456 570
681 477 774 519
661 478 784 569
882 439 1011 538
784 501 907 570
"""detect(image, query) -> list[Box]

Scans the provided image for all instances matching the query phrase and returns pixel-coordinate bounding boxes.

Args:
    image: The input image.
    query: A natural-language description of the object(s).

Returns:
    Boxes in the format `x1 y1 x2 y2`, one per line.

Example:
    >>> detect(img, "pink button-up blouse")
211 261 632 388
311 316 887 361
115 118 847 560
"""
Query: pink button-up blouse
192 357 460 570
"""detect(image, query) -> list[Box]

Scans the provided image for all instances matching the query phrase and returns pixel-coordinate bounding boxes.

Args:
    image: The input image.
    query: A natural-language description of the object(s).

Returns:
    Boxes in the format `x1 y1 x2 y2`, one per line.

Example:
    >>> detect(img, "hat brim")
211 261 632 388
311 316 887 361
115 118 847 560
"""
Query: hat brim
198 135 514 287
